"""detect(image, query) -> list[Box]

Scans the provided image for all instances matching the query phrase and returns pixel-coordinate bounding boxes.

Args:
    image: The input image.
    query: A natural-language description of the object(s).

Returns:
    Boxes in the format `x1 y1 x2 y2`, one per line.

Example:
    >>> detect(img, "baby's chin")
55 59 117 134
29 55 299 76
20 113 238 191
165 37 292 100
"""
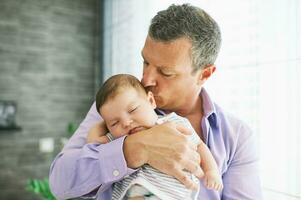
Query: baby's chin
129 126 147 135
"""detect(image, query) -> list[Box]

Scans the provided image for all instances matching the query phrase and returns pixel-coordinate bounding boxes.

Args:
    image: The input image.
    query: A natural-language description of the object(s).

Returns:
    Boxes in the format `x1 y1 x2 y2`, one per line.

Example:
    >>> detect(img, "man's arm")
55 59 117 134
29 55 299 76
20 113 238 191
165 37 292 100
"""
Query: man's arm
49 102 135 199
222 124 262 200
49 103 203 199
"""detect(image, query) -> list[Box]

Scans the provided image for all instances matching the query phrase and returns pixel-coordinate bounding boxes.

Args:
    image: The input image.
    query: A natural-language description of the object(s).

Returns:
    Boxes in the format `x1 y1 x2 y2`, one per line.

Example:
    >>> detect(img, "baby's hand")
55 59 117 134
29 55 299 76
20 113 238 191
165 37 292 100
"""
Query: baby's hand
203 170 223 191
87 121 109 144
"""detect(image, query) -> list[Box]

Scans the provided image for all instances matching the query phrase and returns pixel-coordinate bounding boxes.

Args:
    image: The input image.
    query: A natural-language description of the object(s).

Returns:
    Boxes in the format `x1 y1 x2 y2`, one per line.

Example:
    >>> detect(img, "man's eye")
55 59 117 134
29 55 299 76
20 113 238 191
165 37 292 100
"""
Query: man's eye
160 71 173 77
129 106 138 113
158 69 174 77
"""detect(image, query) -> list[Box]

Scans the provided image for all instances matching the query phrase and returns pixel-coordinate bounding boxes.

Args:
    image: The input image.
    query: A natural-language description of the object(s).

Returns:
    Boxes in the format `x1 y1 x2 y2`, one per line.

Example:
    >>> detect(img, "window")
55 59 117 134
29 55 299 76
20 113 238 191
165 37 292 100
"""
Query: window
102 0 301 199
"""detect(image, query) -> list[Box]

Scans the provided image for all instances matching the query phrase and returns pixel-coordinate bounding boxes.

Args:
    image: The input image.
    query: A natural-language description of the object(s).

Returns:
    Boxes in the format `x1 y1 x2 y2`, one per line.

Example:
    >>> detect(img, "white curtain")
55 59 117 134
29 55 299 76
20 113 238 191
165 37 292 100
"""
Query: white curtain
102 0 301 199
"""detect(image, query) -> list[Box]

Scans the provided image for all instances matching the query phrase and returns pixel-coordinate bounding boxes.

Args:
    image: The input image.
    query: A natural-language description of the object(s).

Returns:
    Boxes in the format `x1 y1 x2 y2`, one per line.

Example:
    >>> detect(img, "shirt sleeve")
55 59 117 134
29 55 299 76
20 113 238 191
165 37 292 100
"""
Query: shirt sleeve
49 102 136 200
221 123 263 200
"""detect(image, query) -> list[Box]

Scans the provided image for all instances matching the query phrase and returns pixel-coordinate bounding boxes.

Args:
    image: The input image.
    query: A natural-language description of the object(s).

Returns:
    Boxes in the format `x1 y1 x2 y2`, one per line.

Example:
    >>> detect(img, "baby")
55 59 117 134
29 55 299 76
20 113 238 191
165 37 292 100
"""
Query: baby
87 74 223 200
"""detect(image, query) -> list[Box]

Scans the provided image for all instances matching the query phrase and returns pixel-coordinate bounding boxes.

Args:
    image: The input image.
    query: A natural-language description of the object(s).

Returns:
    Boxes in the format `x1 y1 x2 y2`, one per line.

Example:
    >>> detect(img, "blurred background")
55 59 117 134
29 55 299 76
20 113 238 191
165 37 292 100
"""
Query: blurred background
0 0 300 199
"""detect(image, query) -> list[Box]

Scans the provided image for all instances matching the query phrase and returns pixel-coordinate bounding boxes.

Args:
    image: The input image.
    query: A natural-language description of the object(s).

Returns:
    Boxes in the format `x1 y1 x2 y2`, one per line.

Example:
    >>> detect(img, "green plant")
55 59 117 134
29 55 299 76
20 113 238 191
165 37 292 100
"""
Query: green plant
26 178 56 200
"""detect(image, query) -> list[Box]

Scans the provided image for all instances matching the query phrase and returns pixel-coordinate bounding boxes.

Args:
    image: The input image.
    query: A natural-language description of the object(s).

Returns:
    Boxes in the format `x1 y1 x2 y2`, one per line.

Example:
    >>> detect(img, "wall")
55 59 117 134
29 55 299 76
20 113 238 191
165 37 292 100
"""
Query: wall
0 0 100 199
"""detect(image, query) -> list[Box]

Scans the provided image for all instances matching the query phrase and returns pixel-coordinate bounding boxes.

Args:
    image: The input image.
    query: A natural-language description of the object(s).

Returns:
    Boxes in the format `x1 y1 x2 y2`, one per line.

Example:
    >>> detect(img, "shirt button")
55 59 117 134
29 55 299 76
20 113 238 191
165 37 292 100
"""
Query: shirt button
113 169 120 177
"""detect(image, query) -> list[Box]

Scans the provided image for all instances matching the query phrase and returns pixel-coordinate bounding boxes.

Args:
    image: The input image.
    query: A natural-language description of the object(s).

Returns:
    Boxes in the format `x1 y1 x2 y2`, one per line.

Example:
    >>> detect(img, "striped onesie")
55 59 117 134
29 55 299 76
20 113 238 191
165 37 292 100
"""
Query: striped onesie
111 112 201 200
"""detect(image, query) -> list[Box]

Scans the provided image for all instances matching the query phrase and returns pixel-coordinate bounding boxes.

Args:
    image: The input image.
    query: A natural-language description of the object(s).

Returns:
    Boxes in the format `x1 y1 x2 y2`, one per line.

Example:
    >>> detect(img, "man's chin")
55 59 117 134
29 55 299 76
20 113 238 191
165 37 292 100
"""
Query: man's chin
154 96 162 103
154 96 169 109
155 101 167 110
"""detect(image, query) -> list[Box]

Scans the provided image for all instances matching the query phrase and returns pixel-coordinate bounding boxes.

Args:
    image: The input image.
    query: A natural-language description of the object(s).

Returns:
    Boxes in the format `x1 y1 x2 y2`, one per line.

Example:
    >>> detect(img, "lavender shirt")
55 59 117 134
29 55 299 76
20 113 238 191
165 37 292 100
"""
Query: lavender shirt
49 89 262 200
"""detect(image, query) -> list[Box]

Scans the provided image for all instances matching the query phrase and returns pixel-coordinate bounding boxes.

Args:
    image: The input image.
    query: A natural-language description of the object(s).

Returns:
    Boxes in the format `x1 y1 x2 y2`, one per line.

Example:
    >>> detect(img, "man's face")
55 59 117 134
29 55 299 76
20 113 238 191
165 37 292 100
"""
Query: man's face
100 88 158 139
141 36 201 112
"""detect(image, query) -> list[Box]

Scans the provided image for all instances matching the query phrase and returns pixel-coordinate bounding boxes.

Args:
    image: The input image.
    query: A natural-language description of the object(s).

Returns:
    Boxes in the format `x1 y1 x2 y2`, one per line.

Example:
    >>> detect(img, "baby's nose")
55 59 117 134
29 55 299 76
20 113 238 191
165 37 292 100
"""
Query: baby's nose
122 119 133 128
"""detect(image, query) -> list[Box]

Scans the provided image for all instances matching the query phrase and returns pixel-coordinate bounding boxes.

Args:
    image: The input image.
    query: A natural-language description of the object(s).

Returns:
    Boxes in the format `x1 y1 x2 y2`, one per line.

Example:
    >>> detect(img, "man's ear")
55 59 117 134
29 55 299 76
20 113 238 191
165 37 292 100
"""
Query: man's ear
147 91 157 109
198 65 216 85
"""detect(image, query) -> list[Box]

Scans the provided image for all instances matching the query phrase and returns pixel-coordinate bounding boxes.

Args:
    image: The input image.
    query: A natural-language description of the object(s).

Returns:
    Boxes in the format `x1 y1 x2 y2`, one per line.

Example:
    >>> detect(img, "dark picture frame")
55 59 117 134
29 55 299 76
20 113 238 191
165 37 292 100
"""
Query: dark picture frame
0 100 18 129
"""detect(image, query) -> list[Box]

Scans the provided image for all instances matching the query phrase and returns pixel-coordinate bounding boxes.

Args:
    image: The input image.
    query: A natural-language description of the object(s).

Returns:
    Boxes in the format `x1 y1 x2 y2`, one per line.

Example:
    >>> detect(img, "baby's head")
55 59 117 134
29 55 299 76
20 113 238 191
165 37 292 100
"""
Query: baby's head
96 74 158 138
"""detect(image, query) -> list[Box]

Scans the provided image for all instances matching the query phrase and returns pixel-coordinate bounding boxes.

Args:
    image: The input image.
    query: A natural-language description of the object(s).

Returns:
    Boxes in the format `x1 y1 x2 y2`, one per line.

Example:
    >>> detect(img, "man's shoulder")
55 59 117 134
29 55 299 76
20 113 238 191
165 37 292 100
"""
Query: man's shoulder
213 103 253 140
213 103 256 167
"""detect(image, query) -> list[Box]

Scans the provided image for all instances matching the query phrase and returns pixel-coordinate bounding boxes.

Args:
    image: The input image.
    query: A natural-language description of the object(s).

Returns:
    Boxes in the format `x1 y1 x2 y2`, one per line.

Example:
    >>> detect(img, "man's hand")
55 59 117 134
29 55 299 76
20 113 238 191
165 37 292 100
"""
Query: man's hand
87 121 109 144
124 122 203 190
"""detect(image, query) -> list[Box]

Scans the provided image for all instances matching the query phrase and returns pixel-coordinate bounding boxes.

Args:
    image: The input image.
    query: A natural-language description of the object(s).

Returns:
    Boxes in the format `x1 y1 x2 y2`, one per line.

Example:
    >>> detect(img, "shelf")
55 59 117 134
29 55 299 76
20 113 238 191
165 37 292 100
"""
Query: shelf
0 126 22 131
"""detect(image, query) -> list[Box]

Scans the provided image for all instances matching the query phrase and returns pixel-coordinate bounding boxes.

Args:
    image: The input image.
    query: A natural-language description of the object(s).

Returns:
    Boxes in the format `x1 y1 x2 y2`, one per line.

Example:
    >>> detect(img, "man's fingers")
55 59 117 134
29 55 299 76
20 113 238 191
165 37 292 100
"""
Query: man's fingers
188 140 198 151
189 147 201 164
174 123 198 150
182 160 204 179
172 169 199 191
179 144 201 168
174 123 192 135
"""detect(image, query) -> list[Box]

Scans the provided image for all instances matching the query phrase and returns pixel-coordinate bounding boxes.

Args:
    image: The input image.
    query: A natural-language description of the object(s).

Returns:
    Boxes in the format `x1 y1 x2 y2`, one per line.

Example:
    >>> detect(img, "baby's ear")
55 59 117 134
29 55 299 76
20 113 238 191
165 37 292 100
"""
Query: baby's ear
147 91 157 109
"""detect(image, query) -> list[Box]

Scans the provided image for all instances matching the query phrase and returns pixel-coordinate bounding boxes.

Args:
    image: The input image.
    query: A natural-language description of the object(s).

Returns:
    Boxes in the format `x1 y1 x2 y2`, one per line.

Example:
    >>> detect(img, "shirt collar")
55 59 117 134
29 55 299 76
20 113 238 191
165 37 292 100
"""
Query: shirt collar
200 88 218 129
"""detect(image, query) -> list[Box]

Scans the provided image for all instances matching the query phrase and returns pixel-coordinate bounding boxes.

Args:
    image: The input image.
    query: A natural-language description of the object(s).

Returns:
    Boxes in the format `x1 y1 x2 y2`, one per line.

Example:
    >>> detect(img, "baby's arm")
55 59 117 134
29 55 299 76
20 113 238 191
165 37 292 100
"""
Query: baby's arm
86 121 110 144
198 141 223 191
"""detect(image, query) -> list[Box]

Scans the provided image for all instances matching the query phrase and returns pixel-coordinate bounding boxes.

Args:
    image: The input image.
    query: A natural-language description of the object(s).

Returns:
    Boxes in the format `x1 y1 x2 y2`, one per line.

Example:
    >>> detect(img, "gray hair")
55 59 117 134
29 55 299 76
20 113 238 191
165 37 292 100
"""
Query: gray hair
148 4 221 73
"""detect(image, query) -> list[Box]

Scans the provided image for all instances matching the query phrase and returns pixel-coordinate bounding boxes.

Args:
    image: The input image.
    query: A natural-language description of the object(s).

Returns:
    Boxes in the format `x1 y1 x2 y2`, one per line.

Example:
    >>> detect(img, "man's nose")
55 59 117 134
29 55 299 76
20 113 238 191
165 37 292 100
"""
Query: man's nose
142 66 157 87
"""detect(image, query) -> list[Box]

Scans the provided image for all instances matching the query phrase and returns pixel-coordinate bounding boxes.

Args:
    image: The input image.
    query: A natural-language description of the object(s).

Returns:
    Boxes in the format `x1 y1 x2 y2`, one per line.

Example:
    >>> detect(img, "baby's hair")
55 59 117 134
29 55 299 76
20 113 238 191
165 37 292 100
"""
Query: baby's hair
96 74 147 114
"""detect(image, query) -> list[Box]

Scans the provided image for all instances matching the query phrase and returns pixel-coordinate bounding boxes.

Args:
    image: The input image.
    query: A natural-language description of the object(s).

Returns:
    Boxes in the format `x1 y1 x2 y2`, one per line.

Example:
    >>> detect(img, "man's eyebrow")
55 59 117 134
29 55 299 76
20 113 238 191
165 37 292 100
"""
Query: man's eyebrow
158 66 174 70
157 65 178 73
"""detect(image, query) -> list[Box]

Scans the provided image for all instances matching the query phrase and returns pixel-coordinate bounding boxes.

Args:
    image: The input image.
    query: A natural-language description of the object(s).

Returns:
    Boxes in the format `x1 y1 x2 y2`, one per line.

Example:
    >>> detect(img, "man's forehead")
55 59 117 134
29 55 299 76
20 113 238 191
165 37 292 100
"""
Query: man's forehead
141 51 178 71
143 36 192 50
141 38 192 71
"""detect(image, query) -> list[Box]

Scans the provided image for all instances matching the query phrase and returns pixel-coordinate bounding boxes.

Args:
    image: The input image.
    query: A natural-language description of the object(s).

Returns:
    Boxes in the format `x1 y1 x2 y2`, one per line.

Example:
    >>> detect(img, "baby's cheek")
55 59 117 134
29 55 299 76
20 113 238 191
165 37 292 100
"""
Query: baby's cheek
115 130 128 138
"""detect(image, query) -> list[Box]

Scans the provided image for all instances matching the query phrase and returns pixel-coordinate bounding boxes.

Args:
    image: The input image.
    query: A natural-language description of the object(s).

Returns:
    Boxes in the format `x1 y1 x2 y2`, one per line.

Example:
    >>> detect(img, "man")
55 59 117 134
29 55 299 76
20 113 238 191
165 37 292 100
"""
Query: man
49 4 262 200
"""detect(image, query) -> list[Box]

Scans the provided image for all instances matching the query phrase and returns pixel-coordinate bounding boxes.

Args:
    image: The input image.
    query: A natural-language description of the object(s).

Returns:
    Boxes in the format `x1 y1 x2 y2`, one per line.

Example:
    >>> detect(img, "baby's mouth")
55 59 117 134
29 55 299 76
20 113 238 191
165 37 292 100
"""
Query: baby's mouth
129 126 145 135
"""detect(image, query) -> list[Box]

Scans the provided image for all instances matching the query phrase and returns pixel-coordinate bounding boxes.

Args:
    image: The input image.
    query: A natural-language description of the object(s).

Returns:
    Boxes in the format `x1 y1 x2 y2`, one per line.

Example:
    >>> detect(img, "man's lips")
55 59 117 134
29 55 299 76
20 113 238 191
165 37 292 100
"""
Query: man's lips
129 126 145 135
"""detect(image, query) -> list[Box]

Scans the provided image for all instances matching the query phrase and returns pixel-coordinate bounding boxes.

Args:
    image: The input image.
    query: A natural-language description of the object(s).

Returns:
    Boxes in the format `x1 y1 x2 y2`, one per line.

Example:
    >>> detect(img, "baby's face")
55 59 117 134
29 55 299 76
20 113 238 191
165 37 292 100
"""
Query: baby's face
100 88 158 138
